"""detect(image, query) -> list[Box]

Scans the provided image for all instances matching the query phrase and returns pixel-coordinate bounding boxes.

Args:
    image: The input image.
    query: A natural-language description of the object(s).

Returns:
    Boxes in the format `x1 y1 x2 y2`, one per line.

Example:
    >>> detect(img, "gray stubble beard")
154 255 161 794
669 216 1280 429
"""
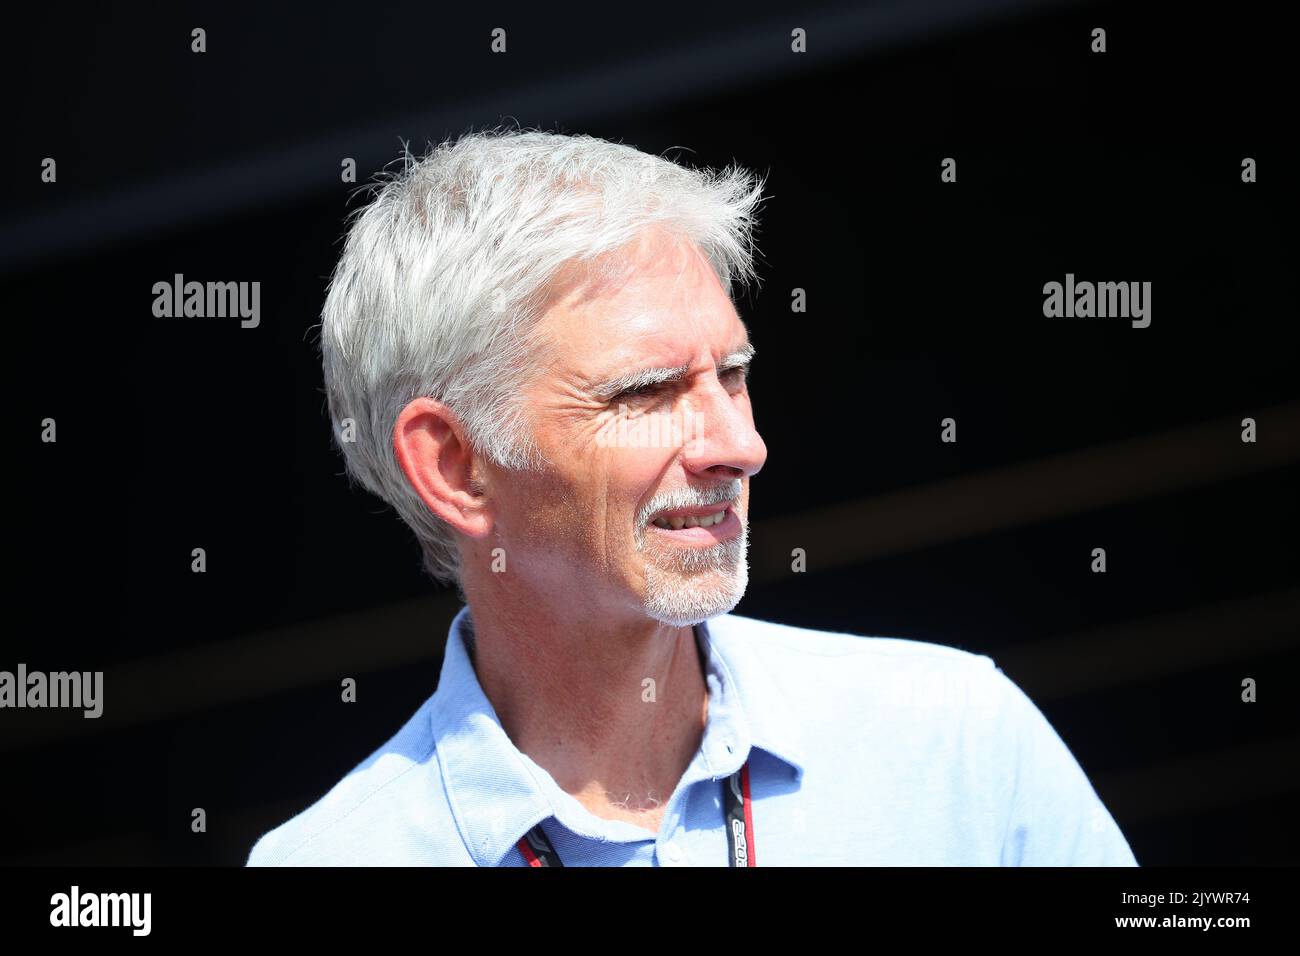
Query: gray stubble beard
639 518 750 627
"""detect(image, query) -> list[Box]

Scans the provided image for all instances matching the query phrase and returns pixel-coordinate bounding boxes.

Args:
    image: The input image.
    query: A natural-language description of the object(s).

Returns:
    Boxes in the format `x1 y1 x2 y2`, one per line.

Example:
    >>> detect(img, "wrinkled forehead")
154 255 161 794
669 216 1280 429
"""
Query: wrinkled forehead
531 235 742 374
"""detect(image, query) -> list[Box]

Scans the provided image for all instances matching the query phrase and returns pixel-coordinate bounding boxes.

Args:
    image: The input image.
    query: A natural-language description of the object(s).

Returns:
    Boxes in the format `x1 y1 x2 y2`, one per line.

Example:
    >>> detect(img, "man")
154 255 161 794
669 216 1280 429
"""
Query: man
246 128 1137 866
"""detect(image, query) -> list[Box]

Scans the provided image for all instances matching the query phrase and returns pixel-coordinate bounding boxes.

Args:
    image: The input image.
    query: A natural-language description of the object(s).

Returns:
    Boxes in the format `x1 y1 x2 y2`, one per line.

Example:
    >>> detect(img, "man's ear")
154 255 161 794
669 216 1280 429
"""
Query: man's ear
392 398 492 539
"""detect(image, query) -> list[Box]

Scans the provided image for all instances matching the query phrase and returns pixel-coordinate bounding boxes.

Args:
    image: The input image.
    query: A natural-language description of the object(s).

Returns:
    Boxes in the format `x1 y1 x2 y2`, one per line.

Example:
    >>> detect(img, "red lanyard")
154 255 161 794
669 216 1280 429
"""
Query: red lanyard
516 760 756 866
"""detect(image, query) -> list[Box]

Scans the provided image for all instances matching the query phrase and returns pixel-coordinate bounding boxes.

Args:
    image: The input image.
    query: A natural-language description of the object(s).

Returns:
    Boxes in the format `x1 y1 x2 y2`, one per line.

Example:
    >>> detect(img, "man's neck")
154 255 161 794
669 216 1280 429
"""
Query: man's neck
462 594 710 832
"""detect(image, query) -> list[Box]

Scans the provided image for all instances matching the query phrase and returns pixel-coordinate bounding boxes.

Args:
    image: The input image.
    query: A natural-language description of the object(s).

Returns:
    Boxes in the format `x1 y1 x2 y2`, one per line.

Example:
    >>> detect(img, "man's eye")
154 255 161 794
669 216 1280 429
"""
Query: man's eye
615 383 660 400
722 366 749 386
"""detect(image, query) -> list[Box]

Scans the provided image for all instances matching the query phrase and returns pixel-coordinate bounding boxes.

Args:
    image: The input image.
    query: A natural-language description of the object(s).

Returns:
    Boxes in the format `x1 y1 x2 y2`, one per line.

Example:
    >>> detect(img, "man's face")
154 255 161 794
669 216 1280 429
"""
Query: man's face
484 228 767 626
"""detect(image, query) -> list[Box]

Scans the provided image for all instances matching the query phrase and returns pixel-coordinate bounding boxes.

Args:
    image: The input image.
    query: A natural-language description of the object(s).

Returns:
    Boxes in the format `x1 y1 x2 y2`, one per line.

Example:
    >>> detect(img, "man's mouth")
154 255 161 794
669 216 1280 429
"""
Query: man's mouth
651 509 727 530
645 502 741 541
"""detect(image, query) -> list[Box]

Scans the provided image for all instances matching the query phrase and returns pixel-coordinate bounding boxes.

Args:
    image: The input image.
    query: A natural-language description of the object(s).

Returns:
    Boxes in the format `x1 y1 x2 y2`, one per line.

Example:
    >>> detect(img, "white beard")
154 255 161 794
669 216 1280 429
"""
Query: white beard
640 520 750 626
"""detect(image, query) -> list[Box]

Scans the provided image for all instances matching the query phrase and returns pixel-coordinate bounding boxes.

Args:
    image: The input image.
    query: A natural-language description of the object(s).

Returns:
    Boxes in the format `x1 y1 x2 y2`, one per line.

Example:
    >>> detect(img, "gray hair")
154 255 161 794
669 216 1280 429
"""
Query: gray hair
318 126 766 588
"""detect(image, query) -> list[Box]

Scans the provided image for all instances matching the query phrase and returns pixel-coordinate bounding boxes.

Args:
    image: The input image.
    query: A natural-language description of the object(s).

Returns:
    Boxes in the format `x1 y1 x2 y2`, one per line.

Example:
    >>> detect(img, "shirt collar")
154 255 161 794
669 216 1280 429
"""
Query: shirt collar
698 611 806 781
430 604 806 867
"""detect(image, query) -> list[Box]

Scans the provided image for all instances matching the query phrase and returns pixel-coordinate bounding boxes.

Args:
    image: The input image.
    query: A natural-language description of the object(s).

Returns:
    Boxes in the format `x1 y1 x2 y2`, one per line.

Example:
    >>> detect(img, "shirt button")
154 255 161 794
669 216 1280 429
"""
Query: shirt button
663 840 683 864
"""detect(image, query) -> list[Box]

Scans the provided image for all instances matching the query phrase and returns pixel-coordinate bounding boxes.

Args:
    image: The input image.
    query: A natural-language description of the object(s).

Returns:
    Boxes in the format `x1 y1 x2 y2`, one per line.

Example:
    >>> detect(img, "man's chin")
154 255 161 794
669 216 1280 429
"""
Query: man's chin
642 560 749 627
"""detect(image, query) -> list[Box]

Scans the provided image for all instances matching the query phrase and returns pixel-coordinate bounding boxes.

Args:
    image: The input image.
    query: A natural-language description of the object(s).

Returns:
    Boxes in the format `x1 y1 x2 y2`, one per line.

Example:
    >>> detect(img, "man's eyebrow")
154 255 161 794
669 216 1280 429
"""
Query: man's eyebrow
591 342 756 400
717 341 756 372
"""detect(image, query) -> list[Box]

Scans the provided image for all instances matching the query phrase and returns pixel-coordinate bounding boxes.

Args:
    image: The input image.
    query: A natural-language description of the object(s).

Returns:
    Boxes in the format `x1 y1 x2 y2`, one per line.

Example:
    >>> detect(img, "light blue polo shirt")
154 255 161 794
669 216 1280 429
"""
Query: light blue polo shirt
246 605 1138 866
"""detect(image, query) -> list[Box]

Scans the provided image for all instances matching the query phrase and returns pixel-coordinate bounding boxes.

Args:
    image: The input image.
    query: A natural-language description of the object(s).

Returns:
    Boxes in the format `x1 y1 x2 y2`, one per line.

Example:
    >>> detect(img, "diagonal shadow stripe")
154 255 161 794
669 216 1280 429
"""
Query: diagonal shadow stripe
995 588 1299 702
0 592 460 752
748 401 1300 583
1096 736 1300 827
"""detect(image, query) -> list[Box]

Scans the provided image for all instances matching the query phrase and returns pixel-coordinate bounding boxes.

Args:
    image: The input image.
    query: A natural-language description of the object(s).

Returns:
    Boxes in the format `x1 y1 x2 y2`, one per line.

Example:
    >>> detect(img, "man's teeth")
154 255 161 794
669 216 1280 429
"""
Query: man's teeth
651 510 727 530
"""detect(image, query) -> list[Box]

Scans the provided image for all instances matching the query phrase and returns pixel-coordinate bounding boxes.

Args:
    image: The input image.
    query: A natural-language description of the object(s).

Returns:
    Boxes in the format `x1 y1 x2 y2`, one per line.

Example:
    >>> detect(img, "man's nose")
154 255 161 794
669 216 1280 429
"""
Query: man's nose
678 381 767 479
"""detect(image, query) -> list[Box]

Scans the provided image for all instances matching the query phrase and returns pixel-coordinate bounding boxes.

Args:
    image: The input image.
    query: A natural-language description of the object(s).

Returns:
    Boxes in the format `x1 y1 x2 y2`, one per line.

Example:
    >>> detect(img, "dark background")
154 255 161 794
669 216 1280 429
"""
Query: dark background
3 0 1296 865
